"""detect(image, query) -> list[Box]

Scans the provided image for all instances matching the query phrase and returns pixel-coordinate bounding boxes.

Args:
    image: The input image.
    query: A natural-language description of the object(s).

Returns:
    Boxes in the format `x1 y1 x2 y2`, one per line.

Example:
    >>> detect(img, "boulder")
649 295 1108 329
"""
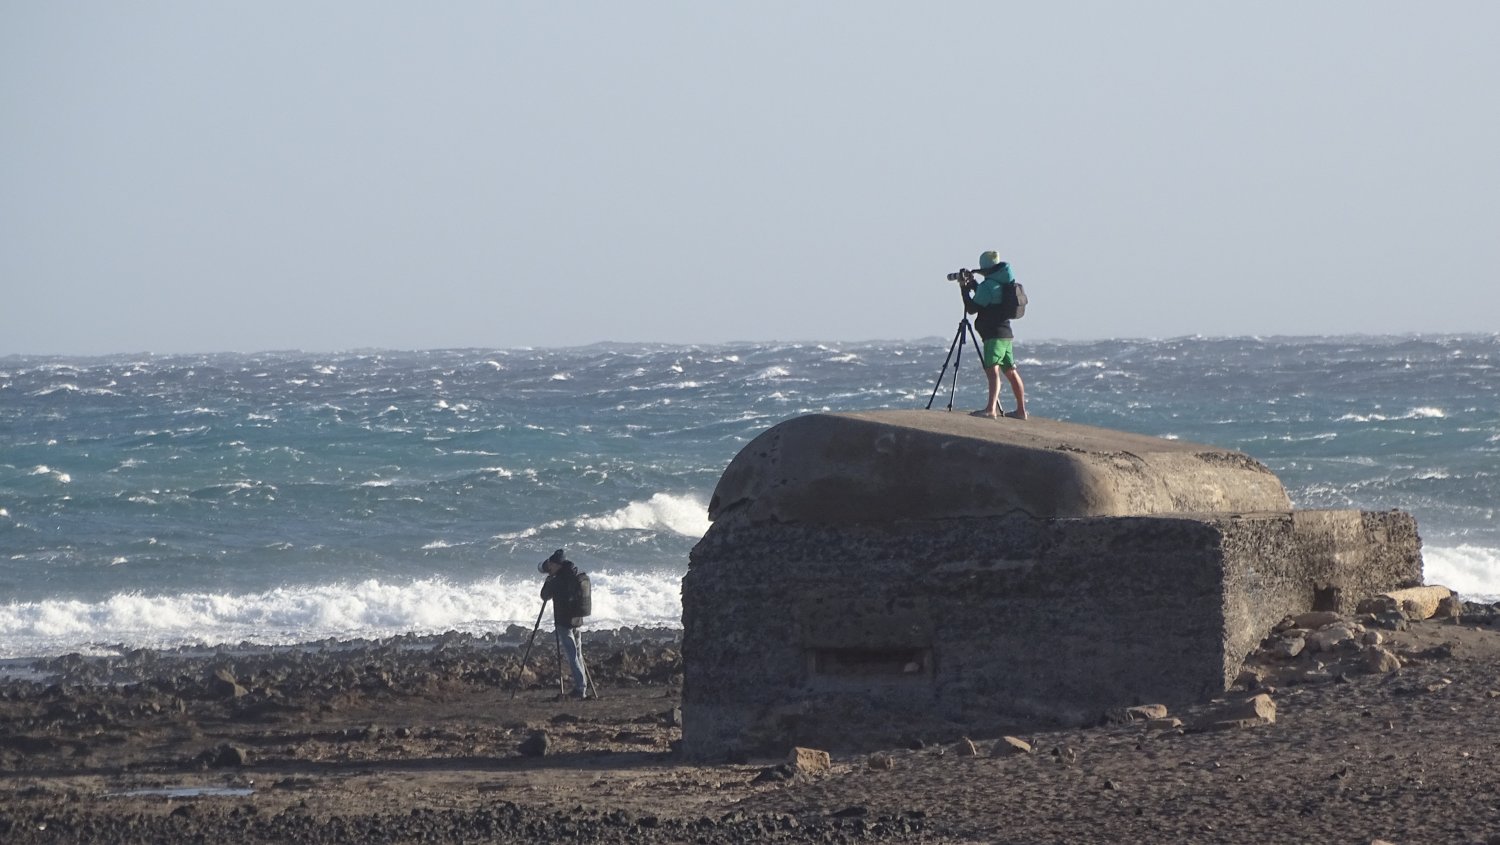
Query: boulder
1435 596 1463 619
208 668 248 699
200 743 249 768
1123 704 1169 721
1307 624 1359 653
1291 611 1342 629
517 730 549 757
1362 646 1401 674
992 736 1033 756
1271 635 1306 659
1198 693 1276 731
1357 586 1453 620
787 746 831 776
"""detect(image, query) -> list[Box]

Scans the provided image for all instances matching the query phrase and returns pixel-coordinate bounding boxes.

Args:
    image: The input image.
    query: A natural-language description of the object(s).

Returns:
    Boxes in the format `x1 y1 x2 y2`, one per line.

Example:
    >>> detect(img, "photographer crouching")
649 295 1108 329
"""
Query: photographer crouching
960 251 1028 419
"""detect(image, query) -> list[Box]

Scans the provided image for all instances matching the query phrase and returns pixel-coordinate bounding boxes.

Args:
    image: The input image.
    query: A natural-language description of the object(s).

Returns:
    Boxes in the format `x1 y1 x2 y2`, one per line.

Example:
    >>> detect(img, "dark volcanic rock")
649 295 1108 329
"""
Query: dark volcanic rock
517 730 549 757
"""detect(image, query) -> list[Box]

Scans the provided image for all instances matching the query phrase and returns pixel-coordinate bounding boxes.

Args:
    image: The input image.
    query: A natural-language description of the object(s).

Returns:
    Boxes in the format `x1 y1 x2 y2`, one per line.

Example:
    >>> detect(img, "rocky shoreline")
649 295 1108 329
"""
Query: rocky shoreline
3 607 1500 844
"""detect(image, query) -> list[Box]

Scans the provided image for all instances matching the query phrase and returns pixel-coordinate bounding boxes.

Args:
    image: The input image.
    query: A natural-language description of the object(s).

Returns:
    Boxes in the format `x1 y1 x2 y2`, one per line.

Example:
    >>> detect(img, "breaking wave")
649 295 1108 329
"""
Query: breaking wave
0 571 685 659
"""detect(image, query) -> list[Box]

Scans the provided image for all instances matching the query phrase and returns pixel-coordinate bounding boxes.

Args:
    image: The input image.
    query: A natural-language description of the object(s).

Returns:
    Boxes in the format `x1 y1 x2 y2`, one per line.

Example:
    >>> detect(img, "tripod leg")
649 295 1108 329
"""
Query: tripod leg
925 320 969 411
510 600 549 700
946 324 966 411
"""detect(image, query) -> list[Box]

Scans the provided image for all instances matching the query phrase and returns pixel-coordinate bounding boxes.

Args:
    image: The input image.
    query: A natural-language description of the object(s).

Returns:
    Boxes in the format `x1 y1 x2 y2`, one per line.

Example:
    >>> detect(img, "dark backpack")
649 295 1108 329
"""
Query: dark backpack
1000 281 1027 320
574 571 592 618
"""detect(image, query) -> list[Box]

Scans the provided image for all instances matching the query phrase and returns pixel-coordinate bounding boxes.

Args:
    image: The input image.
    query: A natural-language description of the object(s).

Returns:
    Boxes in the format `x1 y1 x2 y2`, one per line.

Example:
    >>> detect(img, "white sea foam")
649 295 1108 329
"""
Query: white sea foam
0 572 686 659
574 493 710 537
1423 545 1500 603
1338 407 1449 423
750 366 790 380
27 466 71 483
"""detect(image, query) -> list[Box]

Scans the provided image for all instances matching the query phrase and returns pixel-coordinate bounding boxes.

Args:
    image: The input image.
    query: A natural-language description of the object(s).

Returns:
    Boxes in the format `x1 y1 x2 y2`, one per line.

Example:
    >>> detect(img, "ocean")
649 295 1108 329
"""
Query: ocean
2 335 1496 660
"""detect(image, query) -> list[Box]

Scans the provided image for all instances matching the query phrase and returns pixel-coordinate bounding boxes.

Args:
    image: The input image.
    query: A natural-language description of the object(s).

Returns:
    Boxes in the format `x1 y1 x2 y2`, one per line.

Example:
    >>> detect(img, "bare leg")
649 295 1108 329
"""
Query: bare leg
1003 366 1026 419
983 364 1002 417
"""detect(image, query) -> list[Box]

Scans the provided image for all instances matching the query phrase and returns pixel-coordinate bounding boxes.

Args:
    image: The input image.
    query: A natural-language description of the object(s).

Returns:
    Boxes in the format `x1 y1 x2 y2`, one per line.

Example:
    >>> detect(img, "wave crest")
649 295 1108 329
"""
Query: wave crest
574 493 709 537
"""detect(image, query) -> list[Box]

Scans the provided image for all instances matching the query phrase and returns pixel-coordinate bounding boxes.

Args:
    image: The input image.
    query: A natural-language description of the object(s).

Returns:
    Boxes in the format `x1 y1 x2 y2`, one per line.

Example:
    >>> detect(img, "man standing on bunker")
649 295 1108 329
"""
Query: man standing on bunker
963 250 1028 420
539 548 591 699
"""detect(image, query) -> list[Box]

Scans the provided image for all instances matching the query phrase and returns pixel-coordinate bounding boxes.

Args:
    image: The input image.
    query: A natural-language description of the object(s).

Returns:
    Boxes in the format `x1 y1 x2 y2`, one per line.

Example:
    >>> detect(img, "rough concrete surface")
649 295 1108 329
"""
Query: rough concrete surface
708 410 1292 525
686 411 1423 759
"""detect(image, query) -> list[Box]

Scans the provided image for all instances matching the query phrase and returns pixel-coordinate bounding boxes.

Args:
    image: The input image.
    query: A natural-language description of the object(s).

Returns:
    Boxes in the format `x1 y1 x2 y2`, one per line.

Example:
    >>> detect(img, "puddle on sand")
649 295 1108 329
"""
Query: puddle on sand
109 787 255 799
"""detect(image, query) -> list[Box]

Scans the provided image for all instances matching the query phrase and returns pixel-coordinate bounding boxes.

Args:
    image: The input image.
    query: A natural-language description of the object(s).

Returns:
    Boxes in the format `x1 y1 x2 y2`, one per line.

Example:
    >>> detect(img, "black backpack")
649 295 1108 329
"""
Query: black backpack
1000 281 1028 320
574 571 592 618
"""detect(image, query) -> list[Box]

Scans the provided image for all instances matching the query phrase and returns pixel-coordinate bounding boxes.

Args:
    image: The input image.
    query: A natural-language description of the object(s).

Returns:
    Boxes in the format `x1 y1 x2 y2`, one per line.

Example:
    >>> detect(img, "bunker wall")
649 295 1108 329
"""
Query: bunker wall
681 509 1420 758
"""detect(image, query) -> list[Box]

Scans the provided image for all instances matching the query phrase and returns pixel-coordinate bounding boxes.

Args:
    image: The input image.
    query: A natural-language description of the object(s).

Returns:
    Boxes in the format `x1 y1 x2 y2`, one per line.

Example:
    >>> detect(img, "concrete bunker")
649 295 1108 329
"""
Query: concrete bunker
681 410 1422 758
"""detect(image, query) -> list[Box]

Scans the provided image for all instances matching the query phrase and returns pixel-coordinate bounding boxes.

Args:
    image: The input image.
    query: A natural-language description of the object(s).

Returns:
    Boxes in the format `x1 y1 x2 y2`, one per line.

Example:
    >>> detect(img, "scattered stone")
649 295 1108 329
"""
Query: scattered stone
1362 645 1402 674
200 743 249 768
1308 624 1358 653
831 805 867 818
992 736 1033 756
751 764 794 784
517 730 549 757
954 737 978 756
1271 635 1307 659
208 668 248 699
1198 694 1275 731
1435 596 1463 619
787 746 831 776
1147 717 1184 730
1124 704 1169 721
1291 611 1342 629
867 752 895 770
1371 612 1409 631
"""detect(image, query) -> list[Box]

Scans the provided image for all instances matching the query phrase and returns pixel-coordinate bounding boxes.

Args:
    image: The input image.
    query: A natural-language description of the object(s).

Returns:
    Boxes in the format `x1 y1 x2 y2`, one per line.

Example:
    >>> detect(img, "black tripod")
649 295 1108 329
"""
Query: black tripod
926 307 987 412
510 599 549 699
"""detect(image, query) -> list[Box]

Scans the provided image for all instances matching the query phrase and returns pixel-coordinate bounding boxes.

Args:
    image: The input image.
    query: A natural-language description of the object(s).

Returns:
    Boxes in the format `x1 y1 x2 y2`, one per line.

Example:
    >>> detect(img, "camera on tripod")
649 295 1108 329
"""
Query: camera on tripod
945 268 976 284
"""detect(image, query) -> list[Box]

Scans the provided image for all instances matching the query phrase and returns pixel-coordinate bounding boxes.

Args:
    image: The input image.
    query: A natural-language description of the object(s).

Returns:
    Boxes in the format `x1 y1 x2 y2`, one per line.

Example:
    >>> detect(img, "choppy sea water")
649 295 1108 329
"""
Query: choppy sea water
2 335 1496 659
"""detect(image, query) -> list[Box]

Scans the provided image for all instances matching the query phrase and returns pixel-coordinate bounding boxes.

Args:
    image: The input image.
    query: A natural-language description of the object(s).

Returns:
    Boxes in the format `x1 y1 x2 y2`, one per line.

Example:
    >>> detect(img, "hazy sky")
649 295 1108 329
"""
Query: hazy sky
4 2 1497 355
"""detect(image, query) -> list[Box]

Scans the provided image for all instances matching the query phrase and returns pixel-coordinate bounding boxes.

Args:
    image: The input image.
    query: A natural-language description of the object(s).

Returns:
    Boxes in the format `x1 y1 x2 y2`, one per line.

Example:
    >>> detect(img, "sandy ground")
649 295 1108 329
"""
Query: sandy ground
2 613 1499 844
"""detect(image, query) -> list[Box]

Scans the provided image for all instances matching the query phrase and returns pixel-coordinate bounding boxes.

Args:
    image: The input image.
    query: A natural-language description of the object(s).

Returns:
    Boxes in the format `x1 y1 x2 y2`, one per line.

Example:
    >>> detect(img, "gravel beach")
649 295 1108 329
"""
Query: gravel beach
2 611 1499 844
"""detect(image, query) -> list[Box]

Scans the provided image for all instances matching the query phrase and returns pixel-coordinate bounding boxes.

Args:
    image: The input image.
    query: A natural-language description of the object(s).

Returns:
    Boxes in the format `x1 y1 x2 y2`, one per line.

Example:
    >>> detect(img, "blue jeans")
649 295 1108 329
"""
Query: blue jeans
556 627 589 696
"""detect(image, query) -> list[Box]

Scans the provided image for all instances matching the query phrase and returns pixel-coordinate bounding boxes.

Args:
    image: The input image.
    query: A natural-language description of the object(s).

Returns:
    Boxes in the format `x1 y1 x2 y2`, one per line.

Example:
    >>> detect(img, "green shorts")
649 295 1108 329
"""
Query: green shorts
982 338 1015 369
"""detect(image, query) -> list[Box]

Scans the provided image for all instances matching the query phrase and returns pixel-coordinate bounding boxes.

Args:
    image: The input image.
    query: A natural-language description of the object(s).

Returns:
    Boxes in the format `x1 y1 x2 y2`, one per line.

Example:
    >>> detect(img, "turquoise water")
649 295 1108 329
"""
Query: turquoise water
2 334 1496 657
